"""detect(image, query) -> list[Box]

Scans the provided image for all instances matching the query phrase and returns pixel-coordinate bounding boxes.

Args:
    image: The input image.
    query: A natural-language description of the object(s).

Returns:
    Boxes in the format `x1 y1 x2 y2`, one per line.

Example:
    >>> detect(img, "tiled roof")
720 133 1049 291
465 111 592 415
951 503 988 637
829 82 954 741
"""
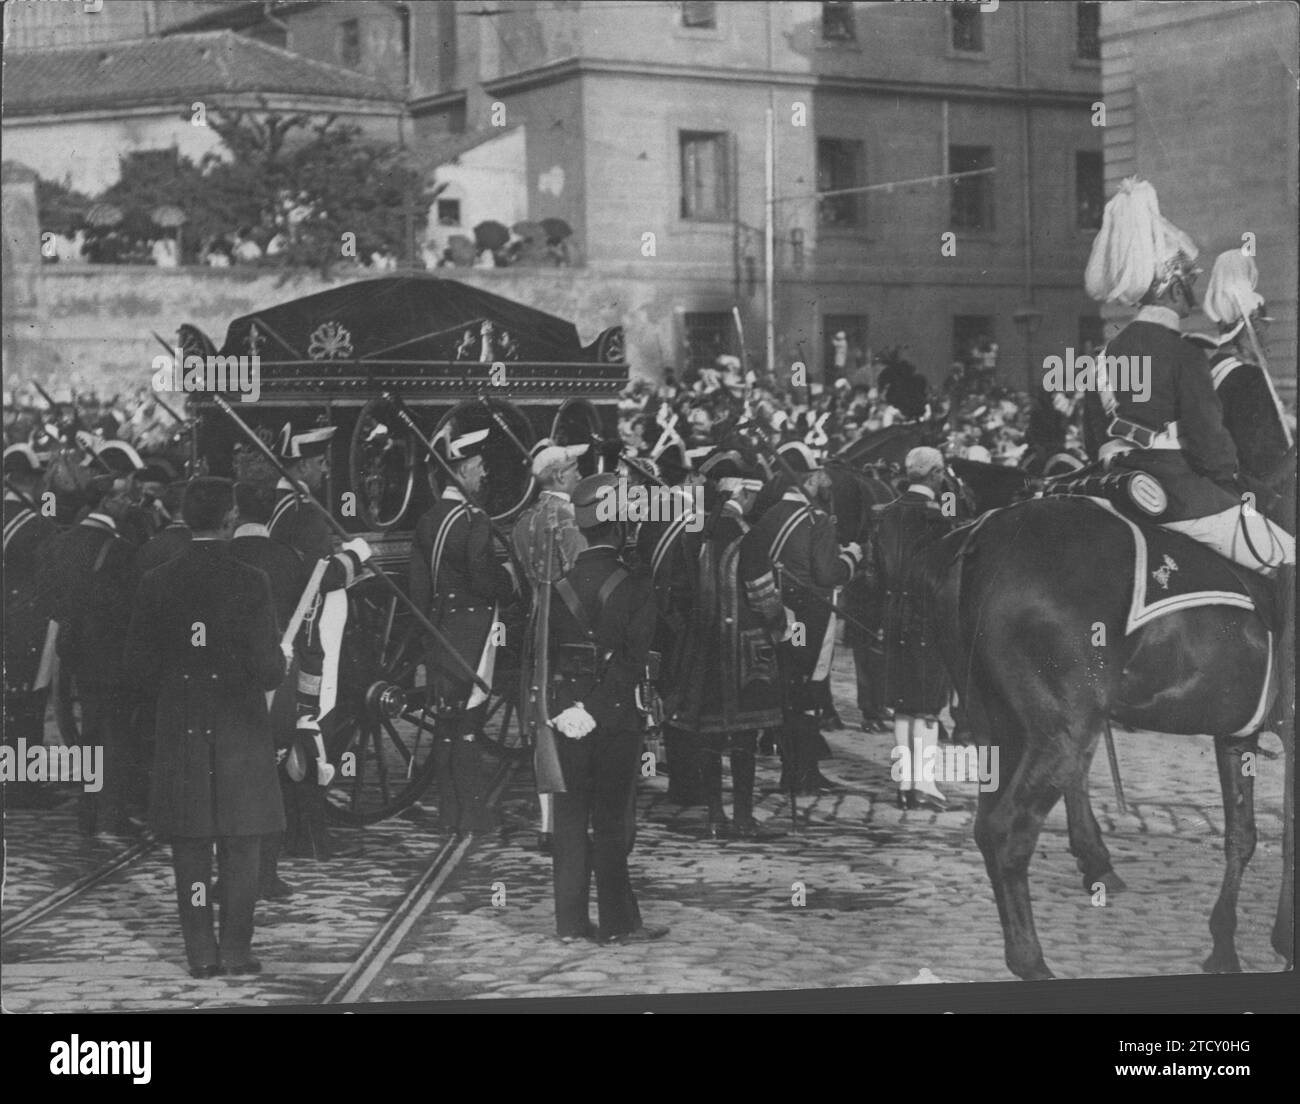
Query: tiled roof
3 31 401 116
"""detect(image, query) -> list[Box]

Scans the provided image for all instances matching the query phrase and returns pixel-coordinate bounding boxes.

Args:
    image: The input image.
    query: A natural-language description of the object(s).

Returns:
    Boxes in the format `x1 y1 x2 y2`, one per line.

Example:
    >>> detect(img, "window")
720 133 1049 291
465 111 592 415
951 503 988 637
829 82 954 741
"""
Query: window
953 316 995 364
684 312 733 374
951 7 984 52
680 131 730 221
823 315 867 384
822 2 856 43
1078 315 1105 356
437 199 461 226
338 18 362 68
949 145 994 231
817 139 864 228
681 1 716 29
1075 151 1104 231
1076 2 1101 60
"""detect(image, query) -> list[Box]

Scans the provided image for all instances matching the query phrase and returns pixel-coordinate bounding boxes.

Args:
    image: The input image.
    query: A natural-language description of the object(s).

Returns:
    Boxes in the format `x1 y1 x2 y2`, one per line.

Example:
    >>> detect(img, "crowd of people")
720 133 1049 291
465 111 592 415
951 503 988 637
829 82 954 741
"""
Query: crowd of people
5 206 1295 971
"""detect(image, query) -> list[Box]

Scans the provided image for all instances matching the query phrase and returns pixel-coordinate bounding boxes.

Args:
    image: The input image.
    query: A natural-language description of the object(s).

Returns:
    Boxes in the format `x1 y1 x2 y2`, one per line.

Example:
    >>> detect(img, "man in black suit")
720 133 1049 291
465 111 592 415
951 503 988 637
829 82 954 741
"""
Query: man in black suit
125 478 286 978
135 480 192 574
231 481 307 900
547 474 668 945
42 468 143 833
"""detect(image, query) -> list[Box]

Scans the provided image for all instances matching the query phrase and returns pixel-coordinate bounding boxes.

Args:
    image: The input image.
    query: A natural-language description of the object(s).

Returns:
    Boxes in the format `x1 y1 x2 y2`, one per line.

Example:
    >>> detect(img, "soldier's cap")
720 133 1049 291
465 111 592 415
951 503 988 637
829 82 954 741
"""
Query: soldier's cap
699 450 763 493
572 472 622 529
434 426 490 463
90 439 146 475
905 446 946 480
532 441 588 478
3 443 48 476
277 423 336 461
777 440 822 476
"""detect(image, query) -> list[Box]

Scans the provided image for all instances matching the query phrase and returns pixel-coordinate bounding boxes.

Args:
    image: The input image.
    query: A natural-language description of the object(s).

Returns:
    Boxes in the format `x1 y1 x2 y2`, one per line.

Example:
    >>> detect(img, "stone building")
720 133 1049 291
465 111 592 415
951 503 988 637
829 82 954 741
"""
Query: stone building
5 1 1106 389
1101 0 1297 402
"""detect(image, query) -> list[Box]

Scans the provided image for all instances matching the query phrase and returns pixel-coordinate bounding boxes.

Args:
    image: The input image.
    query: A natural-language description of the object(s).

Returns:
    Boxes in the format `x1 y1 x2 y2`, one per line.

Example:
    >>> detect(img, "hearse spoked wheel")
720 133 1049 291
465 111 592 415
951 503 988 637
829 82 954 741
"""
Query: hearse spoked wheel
324 574 439 825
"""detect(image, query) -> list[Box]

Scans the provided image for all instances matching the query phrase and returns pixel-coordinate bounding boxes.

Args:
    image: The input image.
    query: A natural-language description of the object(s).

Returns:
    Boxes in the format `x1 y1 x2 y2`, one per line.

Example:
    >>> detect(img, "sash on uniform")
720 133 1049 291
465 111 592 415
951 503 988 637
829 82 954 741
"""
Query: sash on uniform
317 589 348 719
811 585 840 682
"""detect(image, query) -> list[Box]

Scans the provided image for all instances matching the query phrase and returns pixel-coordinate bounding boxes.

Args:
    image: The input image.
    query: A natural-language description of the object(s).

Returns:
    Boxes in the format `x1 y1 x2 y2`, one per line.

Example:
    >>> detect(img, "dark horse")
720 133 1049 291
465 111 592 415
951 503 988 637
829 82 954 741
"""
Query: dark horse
914 459 1295 979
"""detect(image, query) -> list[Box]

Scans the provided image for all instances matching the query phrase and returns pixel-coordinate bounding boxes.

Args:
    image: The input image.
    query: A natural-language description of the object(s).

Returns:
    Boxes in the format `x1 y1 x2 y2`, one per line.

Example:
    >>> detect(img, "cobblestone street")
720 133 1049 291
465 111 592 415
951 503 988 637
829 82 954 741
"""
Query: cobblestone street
1 656 1289 1011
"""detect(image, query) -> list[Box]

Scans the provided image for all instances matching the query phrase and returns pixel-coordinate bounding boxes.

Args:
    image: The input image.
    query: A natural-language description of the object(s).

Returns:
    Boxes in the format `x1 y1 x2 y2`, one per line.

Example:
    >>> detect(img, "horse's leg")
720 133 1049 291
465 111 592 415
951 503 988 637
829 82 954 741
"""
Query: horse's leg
1271 565 1295 967
1203 735 1257 974
979 735 1067 981
966 680 1063 981
1063 743 1126 896
1273 718 1294 967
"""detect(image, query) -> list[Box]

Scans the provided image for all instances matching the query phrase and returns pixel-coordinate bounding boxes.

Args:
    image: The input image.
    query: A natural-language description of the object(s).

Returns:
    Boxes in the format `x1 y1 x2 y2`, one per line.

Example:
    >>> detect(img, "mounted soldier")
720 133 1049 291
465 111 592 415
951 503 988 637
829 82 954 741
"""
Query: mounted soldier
3 444 60 808
1081 178 1294 575
409 427 518 836
868 446 958 811
1188 248 1294 524
749 441 863 795
269 423 373 858
671 453 785 838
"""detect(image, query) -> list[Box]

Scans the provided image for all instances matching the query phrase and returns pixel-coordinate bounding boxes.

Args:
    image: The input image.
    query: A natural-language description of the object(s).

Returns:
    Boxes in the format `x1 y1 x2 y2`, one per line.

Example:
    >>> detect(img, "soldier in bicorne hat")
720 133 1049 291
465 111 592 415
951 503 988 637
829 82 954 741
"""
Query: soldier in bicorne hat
547 473 667 944
3 444 61 808
268 423 373 858
672 453 786 838
748 441 863 795
40 463 144 832
410 427 518 835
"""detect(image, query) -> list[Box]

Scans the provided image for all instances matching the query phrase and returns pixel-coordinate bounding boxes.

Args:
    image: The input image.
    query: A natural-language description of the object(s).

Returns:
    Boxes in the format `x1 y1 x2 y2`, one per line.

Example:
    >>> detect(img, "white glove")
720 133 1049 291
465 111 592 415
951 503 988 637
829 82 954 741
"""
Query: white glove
503 560 520 592
281 642 295 668
780 606 796 643
550 703 597 740
342 537 373 563
842 541 864 565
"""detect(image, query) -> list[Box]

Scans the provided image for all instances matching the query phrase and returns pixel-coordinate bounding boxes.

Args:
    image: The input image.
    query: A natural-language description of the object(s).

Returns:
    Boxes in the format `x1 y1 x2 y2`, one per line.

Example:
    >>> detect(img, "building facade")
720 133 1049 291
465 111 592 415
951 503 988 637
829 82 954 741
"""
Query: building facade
1101 0 1297 403
7 1 1106 389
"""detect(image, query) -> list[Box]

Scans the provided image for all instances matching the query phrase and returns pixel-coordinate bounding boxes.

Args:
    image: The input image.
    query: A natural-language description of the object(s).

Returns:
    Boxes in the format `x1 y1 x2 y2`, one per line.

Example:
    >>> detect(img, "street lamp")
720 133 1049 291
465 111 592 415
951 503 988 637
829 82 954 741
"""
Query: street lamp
1013 305 1044 395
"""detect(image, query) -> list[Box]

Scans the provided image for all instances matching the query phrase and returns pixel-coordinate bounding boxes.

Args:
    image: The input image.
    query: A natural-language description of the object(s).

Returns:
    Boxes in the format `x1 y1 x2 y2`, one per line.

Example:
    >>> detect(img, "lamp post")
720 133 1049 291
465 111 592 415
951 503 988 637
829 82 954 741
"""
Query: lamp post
1013 305 1044 395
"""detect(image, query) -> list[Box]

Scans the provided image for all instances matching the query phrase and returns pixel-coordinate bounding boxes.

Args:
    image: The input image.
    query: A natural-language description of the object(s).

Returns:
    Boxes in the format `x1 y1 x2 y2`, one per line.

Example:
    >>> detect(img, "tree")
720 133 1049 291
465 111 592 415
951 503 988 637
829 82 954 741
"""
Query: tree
200 106 431 273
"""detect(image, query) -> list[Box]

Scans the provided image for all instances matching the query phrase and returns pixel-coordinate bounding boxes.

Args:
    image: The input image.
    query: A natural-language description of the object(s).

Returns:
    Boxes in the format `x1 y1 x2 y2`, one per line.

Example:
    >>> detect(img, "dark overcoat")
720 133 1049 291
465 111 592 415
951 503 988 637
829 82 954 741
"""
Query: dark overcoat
3 495 59 690
409 489 515 704
126 540 286 837
869 488 954 714
672 501 785 735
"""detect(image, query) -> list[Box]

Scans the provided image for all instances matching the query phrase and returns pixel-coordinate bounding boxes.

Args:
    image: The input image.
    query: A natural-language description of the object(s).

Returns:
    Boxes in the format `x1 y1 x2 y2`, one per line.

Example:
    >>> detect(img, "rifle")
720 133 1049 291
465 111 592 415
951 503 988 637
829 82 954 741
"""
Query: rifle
209 393 490 696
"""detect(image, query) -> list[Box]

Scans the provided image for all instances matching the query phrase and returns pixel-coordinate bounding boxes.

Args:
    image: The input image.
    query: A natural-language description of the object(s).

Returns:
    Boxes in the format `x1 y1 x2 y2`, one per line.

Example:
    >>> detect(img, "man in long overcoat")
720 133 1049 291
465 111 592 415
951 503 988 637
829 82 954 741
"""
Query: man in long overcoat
126 478 286 977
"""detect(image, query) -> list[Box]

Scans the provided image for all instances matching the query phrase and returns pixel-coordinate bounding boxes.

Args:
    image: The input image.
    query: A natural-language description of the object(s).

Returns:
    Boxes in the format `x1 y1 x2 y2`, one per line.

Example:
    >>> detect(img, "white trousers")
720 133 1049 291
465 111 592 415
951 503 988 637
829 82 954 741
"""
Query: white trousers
1162 506 1295 574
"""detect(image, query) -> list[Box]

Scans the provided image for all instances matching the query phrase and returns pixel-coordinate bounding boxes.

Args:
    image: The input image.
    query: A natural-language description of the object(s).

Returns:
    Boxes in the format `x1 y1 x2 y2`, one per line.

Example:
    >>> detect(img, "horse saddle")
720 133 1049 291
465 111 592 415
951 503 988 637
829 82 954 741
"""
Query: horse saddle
1069 497 1277 635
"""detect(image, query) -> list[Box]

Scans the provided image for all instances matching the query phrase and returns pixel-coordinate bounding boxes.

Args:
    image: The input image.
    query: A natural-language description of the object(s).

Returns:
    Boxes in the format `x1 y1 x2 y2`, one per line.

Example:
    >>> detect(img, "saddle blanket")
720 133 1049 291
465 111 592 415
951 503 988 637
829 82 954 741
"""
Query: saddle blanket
1080 498 1274 635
